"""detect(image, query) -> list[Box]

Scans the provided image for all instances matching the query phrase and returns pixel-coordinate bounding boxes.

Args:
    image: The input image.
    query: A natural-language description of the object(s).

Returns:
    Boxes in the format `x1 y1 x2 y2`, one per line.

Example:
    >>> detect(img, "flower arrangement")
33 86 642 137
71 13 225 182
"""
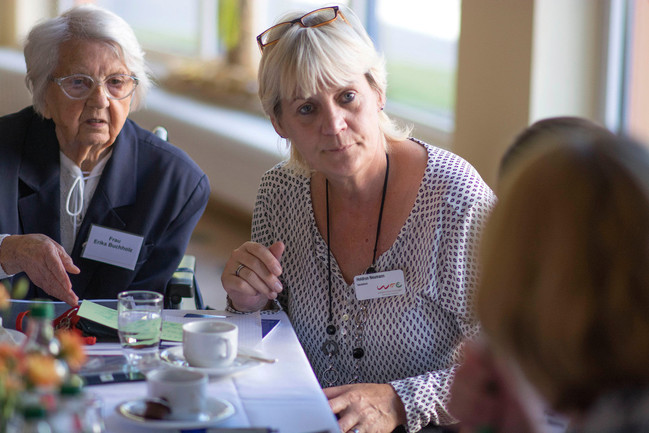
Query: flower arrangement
0 281 88 430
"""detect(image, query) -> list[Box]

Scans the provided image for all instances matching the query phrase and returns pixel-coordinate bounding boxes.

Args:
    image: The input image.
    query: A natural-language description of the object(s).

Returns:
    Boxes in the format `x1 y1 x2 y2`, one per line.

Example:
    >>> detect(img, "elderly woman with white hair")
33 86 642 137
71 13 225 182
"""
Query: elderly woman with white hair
221 5 496 432
0 5 209 305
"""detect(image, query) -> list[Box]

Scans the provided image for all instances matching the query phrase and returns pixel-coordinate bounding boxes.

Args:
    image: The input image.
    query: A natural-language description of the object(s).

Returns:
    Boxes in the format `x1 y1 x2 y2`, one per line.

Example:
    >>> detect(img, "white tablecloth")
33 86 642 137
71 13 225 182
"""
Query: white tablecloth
87 310 338 433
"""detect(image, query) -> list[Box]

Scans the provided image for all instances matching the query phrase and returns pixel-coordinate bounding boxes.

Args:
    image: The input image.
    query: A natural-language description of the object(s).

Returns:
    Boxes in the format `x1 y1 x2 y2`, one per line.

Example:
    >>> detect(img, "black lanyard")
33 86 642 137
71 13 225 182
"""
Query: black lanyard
325 153 389 321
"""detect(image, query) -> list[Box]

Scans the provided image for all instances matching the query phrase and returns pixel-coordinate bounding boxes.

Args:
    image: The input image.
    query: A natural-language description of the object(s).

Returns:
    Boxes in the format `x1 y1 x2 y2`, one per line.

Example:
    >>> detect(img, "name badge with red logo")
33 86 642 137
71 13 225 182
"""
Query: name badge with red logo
353 270 406 301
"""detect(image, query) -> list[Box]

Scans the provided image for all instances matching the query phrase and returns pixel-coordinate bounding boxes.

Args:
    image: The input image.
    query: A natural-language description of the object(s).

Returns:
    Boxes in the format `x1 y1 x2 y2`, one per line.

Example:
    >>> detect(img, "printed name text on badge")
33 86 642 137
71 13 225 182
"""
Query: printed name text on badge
353 270 406 301
81 224 144 270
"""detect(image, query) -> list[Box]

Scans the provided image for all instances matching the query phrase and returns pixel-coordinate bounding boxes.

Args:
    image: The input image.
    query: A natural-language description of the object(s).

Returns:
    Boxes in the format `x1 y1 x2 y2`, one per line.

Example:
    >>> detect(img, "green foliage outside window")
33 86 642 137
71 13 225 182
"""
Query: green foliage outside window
386 62 456 114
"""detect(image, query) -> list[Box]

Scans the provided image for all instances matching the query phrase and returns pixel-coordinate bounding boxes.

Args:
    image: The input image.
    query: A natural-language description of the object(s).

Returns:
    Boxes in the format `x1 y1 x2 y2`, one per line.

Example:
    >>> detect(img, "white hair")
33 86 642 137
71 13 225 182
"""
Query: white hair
24 4 152 116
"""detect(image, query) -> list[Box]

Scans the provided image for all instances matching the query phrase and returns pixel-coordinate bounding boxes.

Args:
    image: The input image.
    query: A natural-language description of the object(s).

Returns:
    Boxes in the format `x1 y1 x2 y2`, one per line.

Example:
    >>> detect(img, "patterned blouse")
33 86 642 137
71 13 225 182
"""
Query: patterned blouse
250 138 496 432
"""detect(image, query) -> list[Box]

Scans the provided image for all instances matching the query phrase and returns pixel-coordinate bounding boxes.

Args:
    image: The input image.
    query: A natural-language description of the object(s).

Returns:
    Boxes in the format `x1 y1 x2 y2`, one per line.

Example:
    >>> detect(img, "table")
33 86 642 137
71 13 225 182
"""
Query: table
99 310 338 433
7 301 338 433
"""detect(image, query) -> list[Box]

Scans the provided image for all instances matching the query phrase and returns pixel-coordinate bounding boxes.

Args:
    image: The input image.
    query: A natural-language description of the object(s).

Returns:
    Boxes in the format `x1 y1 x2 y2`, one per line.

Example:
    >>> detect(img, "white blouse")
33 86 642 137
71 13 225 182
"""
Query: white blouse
59 151 110 254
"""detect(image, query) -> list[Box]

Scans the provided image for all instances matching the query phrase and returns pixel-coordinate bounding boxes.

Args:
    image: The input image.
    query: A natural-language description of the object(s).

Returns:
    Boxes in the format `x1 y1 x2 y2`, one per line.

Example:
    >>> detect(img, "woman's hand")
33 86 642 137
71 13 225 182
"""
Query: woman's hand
0 234 80 306
221 241 285 312
448 342 533 433
324 383 406 433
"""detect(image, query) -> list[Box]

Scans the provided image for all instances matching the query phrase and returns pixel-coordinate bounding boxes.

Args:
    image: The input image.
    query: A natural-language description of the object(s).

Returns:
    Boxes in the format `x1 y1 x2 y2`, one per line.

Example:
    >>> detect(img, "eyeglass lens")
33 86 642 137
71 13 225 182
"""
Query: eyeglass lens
301 7 337 26
59 75 137 100
259 7 339 48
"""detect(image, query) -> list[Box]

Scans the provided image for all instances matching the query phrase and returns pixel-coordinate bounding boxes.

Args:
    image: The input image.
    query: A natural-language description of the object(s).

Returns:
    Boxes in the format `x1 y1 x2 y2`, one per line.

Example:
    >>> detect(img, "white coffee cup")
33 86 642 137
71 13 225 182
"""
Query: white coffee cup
183 320 238 368
146 368 208 420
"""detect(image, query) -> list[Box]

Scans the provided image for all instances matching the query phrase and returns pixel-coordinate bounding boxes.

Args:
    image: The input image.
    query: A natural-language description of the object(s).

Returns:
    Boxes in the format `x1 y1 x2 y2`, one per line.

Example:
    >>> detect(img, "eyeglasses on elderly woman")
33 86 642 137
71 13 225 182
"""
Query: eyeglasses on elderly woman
52 73 139 100
256 5 348 52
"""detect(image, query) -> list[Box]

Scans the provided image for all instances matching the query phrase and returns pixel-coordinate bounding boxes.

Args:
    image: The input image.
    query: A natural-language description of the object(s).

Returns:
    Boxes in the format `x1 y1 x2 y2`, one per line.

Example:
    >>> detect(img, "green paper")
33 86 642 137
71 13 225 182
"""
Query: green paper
77 299 118 328
161 321 183 342
77 300 183 342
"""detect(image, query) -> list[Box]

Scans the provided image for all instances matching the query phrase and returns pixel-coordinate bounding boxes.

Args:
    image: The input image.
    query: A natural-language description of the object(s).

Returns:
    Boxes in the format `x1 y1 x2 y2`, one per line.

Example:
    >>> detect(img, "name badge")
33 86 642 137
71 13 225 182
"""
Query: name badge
81 224 144 270
353 270 406 301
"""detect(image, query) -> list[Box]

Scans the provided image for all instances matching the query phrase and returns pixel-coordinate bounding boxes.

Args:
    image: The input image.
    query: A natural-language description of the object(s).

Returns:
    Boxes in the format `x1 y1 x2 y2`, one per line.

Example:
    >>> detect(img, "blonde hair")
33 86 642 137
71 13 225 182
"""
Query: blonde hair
479 128 649 412
24 4 152 116
257 5 411 173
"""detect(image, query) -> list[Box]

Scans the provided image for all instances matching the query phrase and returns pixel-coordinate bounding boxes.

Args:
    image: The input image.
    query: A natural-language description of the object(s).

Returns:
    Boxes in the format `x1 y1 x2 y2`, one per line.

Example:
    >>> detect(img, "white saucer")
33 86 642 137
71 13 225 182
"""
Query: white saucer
0 328 26 345
160 346 264 377
116 397 234 429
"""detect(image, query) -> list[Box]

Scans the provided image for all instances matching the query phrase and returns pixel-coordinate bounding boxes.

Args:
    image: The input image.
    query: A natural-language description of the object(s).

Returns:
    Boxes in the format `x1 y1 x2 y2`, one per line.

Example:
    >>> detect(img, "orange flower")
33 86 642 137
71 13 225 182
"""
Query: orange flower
1 372 24 393
24 353 66 388
0 344 24 372
56 329 87 372
0 283 9 311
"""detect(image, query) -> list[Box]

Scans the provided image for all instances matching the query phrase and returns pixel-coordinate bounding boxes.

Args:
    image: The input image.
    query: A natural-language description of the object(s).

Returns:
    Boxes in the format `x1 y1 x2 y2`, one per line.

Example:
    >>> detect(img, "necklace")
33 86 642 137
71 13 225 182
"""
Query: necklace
320 153 390 386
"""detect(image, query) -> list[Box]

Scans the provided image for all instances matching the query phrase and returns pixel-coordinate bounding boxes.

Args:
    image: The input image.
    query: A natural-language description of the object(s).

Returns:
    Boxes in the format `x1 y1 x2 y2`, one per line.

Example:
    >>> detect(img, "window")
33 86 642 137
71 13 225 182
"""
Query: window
59 0 208 57
260 0 461 131
606 0 649 144
59 1 461 134
623 0 649 143
373 0 460 130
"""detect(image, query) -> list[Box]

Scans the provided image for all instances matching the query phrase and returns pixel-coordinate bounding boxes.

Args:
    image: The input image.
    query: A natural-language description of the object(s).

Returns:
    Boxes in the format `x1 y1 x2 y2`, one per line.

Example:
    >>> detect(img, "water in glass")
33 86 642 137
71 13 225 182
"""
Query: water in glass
117 290 163 371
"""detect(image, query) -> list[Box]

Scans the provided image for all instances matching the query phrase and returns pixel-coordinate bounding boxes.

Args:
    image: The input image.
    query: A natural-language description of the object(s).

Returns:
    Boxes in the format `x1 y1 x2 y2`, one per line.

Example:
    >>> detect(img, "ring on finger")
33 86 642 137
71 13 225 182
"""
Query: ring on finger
235 263 245 277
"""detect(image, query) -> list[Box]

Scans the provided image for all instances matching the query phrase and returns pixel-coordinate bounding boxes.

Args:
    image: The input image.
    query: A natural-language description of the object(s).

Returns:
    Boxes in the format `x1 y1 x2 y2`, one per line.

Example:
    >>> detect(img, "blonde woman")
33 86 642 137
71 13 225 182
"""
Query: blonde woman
221 5 495 433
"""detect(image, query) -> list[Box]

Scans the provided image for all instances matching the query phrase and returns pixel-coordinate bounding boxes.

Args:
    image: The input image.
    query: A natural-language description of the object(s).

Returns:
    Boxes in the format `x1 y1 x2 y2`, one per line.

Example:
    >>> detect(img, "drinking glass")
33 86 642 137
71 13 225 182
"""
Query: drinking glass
117 290 163 371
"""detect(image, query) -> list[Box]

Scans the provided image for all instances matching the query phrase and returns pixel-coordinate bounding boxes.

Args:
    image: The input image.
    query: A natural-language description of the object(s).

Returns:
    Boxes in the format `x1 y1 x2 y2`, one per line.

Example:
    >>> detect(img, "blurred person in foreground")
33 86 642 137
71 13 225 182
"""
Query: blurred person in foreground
461 121 649 432
449 117 611 433
449 116 613 433
221 5 496 432
0 5 210 306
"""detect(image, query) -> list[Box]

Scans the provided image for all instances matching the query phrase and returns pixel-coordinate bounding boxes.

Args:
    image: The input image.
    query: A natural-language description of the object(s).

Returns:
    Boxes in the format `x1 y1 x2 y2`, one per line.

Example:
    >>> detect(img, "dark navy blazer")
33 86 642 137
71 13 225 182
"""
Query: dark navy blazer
0 106 210 300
